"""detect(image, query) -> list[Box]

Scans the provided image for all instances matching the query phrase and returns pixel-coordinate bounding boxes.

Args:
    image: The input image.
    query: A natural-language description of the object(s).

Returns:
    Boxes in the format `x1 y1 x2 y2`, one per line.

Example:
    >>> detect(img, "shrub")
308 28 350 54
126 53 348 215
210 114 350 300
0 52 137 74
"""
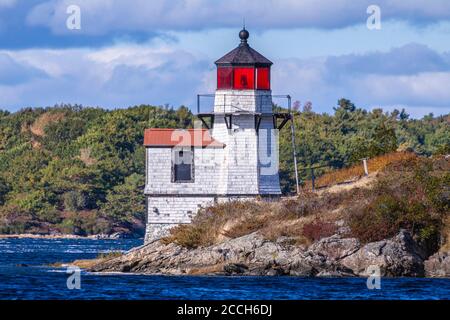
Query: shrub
302 218 337 242
163 224 207 249
0 177 9 205
63 191 87 211
346 156 448 253
0 205 35 234
163 200 265 248
97 251 123 259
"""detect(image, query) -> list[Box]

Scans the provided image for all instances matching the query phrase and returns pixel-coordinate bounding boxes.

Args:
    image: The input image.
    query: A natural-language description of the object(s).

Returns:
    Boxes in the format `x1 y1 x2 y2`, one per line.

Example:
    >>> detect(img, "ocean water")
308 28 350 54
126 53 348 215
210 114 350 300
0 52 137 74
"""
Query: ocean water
0 238 449 300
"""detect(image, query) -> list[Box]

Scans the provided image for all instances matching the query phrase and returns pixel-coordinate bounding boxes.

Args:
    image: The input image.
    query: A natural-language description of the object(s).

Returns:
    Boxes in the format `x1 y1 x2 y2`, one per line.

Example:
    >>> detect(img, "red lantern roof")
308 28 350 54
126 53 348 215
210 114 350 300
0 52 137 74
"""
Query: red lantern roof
144 128 225 148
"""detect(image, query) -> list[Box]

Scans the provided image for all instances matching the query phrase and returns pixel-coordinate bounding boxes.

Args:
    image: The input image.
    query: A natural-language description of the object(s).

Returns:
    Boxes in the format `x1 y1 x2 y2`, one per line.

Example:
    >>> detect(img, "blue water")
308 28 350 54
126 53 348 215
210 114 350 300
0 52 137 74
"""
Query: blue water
0 238 449 300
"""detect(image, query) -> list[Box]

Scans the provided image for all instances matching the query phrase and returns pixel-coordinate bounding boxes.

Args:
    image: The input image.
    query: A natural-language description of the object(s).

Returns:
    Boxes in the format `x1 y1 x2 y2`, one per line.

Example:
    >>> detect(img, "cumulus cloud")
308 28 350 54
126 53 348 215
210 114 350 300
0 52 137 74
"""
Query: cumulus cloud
324 44 450 108
274 43 450 116
0 42 212 110
352 72 450 107
325 43 450 76
274 44 450 116
25 0 450 35
0 41 449 118
0 53 47 85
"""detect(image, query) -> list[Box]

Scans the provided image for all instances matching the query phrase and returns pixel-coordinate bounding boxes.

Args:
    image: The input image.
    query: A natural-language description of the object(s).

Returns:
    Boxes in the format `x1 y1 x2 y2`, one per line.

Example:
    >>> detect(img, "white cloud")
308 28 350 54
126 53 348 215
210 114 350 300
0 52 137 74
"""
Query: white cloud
0 53 46 85
0 40 212 110
356 72 450 106
26 0 450 35
1 40 449 118
271 44 450 116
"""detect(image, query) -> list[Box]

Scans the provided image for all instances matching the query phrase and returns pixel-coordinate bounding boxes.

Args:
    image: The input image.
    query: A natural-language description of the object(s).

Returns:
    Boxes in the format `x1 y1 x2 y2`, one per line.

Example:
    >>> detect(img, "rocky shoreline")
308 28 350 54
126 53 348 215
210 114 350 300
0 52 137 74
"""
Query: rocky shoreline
88 229 450 278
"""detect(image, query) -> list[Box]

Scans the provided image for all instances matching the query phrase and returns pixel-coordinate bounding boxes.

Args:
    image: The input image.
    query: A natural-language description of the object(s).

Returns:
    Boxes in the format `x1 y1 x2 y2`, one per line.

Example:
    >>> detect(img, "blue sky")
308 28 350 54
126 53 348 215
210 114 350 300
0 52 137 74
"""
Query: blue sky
1 0 450 118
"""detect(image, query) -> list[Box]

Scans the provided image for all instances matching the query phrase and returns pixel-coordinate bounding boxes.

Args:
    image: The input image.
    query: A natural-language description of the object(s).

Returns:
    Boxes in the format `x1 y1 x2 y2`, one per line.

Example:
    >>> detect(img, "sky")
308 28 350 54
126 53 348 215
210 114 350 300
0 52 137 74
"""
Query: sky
1 1 450 118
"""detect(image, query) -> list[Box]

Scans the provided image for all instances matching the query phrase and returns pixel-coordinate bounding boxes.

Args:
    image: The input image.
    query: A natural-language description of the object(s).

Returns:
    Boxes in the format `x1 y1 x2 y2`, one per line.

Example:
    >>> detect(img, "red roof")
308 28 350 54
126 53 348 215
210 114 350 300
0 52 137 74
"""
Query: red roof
144 128 225 148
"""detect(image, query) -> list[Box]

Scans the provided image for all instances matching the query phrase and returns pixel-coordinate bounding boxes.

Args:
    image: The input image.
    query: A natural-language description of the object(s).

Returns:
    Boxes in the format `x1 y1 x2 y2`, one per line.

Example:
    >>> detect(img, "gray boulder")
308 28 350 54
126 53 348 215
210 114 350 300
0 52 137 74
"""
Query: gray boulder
424 252 450 277
340 229 426 277
307 234 361 261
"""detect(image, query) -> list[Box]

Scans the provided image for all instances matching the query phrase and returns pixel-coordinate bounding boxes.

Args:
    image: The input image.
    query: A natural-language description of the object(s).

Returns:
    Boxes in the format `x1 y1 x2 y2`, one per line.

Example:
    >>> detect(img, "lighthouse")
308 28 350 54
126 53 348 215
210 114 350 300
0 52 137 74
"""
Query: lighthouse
143 28 292 242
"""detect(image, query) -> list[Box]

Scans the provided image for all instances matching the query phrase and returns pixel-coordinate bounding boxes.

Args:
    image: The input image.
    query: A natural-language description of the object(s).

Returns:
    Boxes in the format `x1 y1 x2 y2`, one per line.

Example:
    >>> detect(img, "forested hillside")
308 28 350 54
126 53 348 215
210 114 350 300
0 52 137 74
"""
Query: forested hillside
279 99 449 192
0 100 448 236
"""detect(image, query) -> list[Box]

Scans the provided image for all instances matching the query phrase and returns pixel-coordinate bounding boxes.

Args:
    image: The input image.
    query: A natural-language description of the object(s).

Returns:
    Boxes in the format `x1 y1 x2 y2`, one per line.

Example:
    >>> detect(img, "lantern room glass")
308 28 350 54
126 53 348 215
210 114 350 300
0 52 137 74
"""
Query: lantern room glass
217 66 270 90
257 67 270 90
233 67 254 90
217 67 232 89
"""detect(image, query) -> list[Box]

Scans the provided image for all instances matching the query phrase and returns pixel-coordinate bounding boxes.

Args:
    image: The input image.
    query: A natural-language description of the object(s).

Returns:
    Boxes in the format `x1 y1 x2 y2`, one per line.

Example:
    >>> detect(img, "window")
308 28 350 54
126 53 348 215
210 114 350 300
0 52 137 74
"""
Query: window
217 67 232 89
172 148 194 182
233 67 254 90
257 67 270 90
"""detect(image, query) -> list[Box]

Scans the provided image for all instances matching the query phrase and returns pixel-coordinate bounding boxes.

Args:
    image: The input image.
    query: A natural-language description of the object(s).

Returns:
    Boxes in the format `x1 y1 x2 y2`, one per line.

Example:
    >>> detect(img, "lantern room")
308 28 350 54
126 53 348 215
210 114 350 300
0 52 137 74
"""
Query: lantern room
215 28 273 91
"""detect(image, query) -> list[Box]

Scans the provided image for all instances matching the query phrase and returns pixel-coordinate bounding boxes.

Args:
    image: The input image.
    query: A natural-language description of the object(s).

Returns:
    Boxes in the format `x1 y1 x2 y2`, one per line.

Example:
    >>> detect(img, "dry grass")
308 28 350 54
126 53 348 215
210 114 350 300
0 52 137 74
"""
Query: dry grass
440 216 450 252
163 191 353 249
30 112 65 137
51 251 123 269
30 139 42 149
78 148 97 166
50 258 103 269
305 152 417 189
69 258 104 269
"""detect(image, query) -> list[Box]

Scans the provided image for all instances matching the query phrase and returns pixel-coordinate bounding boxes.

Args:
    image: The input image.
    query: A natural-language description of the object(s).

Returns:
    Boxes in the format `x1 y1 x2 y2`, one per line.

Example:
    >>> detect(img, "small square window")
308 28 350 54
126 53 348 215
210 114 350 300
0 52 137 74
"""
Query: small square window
172 148 194 182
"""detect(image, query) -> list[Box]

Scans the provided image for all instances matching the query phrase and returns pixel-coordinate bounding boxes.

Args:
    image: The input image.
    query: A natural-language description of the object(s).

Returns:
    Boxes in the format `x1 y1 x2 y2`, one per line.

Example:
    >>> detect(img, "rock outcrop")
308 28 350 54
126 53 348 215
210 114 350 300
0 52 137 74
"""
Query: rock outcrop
340 230 426 277
424 251 450 277
89 230 431 277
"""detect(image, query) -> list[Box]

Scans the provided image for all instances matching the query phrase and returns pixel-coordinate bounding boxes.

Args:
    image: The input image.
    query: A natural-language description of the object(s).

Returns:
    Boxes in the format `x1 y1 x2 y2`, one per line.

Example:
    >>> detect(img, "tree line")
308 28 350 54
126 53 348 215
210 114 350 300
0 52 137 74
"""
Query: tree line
0 100 448 236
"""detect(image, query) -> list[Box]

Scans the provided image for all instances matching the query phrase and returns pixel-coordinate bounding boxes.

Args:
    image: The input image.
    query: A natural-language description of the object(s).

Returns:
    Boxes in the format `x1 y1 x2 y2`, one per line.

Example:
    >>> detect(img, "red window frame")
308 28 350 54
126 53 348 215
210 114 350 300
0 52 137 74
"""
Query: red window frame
233 67 255 90
257 67 270 90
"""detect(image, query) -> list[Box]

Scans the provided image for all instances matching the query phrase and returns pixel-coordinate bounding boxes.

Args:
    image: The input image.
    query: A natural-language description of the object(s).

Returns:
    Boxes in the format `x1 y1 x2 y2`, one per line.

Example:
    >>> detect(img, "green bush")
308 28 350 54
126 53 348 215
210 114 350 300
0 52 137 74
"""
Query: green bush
347 157 449 253
63 191 87 211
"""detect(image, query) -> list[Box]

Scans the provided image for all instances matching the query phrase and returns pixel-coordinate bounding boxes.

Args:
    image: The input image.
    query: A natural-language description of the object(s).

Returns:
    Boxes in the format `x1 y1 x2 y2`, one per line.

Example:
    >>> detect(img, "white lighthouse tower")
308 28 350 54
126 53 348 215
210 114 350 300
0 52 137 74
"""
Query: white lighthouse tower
198 27 291 197
143 28 292 242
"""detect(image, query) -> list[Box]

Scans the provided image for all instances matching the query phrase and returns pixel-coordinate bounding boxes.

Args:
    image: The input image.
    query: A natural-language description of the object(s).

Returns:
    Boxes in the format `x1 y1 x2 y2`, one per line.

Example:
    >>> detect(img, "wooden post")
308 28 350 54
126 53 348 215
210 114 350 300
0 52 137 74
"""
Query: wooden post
311 167 315 191
361 158 369 176
288 96 300 195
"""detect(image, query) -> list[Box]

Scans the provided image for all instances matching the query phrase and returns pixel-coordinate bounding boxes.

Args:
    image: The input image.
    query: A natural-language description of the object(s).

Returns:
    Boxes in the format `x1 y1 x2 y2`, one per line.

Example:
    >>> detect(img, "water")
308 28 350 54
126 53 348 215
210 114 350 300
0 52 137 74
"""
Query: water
0 238 449 300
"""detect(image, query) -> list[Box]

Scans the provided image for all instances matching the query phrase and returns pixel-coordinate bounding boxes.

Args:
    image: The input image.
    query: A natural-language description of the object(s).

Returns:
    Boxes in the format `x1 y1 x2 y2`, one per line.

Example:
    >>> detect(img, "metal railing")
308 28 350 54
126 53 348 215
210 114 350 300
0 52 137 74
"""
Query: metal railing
196 93 291 114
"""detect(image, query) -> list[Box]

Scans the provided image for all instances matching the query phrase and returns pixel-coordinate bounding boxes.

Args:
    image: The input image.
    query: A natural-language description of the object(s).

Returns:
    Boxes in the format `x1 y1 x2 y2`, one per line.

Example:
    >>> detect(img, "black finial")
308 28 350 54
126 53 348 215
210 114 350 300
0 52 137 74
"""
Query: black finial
239 22 249 45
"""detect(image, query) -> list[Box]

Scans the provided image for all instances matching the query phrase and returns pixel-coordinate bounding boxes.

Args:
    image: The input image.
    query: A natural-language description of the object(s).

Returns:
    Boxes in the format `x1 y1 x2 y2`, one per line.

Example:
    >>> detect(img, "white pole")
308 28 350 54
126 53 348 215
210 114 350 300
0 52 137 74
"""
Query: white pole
288 97 300 195
362 158 369 176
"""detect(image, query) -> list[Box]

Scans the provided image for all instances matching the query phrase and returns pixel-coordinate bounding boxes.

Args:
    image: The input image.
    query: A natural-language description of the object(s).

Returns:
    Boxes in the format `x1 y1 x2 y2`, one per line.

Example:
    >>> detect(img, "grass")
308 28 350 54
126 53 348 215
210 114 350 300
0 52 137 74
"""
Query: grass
304 152 417 189
162 191 353 248
50 251 124 269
